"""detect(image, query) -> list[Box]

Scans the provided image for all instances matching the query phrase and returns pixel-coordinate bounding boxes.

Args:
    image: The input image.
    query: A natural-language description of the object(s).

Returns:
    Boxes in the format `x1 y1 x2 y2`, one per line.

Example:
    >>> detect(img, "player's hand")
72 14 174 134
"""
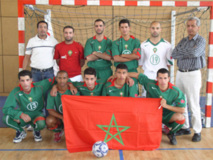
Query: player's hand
68 83 78 95
92 51 97 55
160 98 168 108
50 85 57 97
126 76 134 86
20 113 31 122
107 75 116 81
14 119 20 123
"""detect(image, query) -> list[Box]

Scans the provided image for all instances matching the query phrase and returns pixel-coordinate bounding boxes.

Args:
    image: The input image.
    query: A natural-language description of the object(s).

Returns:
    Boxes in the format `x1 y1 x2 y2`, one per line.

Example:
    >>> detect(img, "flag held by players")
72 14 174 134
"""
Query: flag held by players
62 95 162 153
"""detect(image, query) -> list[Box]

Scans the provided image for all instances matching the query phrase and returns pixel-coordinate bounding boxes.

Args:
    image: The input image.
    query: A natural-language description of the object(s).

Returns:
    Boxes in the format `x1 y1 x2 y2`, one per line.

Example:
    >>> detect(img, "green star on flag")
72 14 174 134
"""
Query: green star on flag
97 114 130 145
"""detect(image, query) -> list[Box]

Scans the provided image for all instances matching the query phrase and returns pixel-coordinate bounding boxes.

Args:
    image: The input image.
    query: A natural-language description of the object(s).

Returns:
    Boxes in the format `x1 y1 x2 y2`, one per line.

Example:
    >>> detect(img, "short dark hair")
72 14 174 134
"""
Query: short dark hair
157 68 170 77
84 67 96 77
94 19 105 25
116 64 128 71
119 19 130 27
37 20 48 29
63 25 75 32
57 70 68 77
18 70 32 80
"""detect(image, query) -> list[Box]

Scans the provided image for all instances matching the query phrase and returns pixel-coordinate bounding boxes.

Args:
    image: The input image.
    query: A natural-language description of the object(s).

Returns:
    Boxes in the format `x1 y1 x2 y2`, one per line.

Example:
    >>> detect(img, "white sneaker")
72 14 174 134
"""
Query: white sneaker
13 130 27 143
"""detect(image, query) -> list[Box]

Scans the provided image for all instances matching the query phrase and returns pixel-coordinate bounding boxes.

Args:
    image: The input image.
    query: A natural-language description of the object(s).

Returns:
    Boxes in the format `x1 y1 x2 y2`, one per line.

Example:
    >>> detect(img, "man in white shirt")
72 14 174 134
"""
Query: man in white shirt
23 20 58 82
139 21 173 96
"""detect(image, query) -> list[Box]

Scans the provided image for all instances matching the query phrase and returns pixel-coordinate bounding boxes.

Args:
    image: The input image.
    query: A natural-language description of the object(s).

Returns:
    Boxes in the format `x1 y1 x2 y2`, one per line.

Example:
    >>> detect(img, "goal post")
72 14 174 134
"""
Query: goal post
17 0 213 128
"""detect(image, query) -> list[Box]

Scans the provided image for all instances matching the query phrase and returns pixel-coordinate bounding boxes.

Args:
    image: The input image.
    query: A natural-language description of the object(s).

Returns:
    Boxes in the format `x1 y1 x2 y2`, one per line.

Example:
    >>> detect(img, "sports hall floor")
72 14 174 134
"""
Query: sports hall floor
0 96 213 160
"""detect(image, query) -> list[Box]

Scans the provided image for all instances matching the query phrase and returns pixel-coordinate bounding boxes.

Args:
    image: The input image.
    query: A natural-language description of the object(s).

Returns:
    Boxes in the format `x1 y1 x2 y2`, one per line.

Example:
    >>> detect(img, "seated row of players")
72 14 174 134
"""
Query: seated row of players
3 64 185 145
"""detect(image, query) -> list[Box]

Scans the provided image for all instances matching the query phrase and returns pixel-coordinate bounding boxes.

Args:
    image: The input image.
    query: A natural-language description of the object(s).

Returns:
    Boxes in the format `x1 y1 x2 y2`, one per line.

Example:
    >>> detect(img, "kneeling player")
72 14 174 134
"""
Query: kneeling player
102 64 138 97
46 71 79 142
2 70 56 143
128 68 185 145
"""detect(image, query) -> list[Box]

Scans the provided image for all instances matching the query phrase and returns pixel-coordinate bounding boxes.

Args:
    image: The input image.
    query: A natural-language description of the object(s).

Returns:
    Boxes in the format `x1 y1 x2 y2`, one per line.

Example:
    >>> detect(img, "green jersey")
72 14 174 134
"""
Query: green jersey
112 35 141 71
72 79 105 96
46 89 80 114
102 79 138 97
84 36 112 69
3 78 55 119
138 73 186 115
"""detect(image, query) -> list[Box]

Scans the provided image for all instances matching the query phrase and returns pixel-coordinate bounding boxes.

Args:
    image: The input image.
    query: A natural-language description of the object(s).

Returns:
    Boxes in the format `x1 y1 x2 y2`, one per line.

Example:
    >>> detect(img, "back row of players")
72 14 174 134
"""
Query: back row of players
3 18 205 146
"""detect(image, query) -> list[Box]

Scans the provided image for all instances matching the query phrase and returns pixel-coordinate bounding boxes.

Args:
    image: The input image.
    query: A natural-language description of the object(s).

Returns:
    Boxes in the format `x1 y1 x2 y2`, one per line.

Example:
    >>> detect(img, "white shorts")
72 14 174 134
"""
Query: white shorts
69 75 83 82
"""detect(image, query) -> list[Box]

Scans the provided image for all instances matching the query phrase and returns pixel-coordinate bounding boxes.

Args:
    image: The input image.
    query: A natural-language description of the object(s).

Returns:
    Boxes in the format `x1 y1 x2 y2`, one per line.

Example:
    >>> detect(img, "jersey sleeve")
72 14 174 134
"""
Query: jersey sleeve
106 39 112 56
3 89 23 120
134 39 141 58
138 73 151 86
25 38 33 55
166 44 173 66
128 83 138 97
78 43 84 60
46 92 55 110
112 40 120 56
34 77 56 96
84 39 93 58
54 44 60 60
173 88 186 108
101 83 108 96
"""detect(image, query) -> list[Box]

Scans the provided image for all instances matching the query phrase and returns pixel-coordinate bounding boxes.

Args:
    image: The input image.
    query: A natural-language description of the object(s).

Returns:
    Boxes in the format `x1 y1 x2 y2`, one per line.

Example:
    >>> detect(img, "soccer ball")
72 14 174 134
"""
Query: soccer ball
92 141 108 158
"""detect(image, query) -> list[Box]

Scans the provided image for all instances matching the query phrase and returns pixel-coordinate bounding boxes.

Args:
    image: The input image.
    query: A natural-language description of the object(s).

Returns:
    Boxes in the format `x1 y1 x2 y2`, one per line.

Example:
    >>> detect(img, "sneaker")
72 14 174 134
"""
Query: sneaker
13 130 27 143
175 128 191 136
33 130 42 142
167 133 177 145
162 125 170 134
192 133 201 142
54 130 64 143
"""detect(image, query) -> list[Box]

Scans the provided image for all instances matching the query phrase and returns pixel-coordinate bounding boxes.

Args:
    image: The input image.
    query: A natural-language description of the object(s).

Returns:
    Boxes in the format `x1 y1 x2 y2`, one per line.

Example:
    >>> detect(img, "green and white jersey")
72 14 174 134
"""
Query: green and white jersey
72 79 105 96
139 38 173 73
138 73 186 114
46 89 80 114
112 35 141 71
102 78 138 97
84 36 112 69
3 78 55 119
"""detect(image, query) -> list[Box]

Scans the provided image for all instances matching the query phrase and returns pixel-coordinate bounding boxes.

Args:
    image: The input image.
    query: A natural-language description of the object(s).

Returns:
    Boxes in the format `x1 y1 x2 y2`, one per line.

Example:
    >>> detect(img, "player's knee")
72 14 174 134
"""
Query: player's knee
176 113 185 121
35 120 46 131
46 116 57 128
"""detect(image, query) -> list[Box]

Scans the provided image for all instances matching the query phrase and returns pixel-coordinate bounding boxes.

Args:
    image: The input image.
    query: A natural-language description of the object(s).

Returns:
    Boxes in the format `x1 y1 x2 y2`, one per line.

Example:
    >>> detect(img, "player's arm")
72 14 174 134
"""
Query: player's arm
80 59 85 67
84 39 99 62
113 55 131 62
54 44 60 66
2 89 23 120
93 51 112 61
22 55 31 70
128 72 140 79
160 98 185 113
48 110 63 120
121 48 140 60
112 40 131 62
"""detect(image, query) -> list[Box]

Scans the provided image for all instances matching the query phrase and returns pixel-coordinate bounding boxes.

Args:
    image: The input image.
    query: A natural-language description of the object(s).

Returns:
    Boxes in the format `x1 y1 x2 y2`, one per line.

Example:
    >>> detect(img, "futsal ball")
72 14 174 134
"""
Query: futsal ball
92 141 108 158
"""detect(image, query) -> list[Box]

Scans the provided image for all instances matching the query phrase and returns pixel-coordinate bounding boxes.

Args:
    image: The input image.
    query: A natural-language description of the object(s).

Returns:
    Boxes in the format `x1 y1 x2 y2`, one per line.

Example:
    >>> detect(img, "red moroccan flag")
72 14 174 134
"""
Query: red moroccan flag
62 95 162 153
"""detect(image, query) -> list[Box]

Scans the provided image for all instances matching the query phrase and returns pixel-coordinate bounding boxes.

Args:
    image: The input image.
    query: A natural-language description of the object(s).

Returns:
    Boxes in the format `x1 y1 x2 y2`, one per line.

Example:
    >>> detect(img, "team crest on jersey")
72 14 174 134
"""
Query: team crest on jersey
120 92 123 97
28 97 33 102
153 48 157 53
125 44 128 49
90 92 94 96
59 104 63 114
98 46 101 50
122 50 131 55
27 101 38 111
68 50 72 56
150 54 160 65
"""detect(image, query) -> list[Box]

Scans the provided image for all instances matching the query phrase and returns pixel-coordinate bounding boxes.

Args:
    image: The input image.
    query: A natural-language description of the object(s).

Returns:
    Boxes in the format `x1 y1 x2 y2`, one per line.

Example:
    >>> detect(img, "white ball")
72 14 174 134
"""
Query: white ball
92 141 108 158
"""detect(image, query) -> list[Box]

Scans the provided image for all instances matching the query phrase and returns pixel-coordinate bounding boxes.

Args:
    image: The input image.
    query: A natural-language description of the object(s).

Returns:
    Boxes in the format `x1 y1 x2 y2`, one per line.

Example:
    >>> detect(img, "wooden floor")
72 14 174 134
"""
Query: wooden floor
0 128 213 160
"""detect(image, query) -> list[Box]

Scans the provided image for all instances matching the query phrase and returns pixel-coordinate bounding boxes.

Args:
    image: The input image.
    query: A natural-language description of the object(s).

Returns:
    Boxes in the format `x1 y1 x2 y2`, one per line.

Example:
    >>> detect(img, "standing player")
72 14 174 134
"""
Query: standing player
2 70 56 143
84 19 112 82
23 20 58 82
46 71 80 142
139 21 173 96
102 64 138 97
70 68 105 96
54 26 85 82
112 19 141 87
128 68 186 145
